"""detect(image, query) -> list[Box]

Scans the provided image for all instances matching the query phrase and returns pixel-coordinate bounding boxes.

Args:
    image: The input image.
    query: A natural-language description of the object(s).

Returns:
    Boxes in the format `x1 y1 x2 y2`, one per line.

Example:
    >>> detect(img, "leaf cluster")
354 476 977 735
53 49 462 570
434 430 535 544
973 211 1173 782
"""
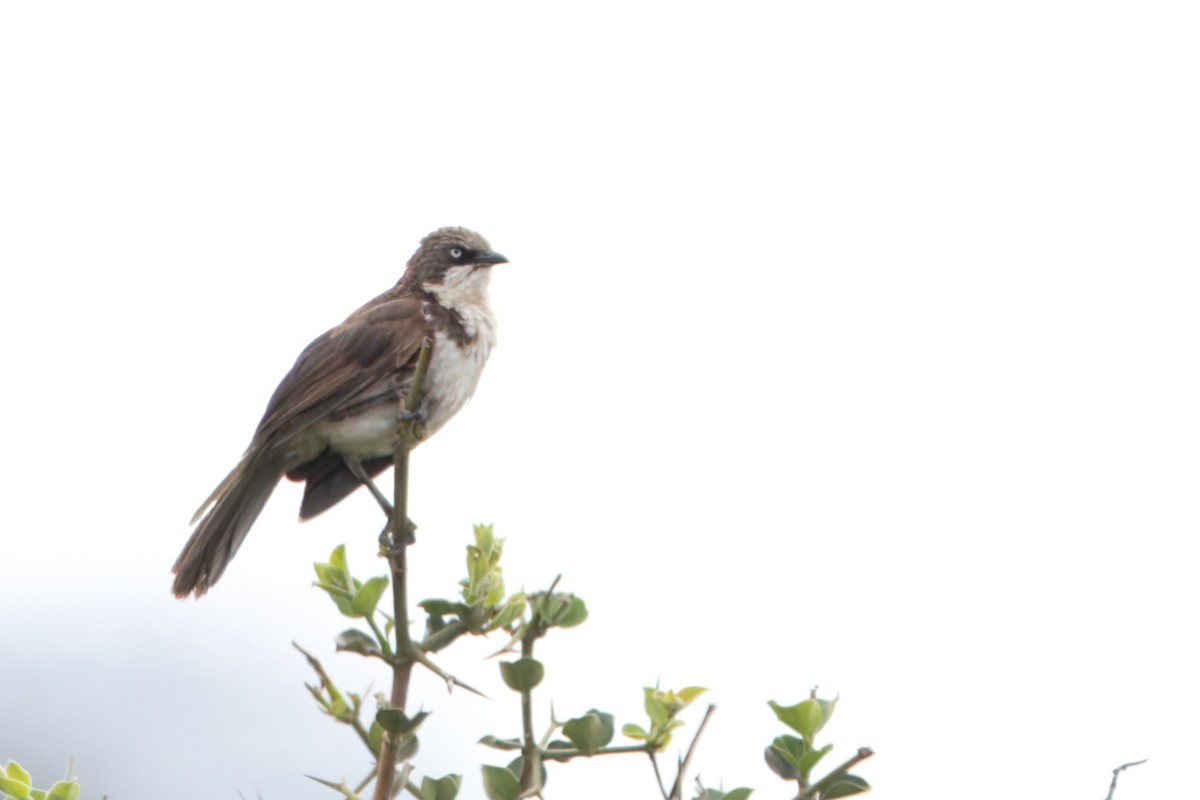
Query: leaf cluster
0 761 79 800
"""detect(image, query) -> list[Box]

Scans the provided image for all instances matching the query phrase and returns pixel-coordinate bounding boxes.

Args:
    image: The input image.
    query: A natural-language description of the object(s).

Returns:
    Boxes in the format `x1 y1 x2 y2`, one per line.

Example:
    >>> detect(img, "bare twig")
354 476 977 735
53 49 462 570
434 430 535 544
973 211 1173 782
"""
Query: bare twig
669 704 717 800
294 642 373 753
648 752 669 800
1104 758 1147 800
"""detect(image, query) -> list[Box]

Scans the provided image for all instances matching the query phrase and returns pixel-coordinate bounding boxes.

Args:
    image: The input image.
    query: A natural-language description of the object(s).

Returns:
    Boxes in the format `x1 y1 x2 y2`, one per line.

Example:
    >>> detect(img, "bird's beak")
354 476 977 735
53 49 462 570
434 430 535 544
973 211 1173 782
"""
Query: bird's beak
475 251 509 266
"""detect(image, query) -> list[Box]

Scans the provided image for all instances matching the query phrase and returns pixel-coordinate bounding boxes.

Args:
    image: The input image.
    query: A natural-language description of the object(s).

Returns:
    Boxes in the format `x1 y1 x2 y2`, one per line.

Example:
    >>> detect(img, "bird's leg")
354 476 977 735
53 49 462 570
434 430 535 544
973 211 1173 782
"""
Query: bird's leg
342 455 394 518
397 394 429 425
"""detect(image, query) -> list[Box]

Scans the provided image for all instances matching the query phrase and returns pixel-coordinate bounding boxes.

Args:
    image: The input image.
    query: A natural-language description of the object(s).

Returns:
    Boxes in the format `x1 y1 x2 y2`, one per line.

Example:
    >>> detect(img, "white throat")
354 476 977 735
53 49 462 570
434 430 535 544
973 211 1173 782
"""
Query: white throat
425 265 493 311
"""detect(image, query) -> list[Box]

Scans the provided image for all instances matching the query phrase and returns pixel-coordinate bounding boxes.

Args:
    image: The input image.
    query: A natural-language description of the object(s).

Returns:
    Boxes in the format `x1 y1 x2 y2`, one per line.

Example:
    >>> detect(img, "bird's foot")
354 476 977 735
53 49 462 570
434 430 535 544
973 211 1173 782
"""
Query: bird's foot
378 517 417 553
397 395 429 425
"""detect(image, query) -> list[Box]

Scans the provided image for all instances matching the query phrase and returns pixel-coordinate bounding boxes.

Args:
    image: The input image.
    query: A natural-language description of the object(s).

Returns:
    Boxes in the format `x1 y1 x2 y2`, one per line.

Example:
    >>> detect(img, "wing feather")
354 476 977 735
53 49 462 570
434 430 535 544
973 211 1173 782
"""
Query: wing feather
252 293 431 446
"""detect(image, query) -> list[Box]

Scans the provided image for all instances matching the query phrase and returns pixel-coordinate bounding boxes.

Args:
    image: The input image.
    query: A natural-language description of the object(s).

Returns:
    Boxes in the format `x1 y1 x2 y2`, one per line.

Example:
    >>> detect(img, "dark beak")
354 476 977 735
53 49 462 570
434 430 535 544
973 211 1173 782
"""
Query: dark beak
475 251 509 266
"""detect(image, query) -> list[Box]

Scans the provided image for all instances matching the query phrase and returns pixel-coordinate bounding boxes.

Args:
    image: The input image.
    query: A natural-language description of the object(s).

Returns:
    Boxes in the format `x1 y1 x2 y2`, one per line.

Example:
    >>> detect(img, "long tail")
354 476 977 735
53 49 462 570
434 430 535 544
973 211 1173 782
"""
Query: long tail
173 452 283 598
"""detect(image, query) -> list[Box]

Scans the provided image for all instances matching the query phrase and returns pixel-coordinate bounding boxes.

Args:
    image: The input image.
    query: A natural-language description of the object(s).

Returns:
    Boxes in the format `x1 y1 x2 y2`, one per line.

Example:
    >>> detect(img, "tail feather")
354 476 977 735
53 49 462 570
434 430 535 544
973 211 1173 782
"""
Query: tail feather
286 451 392 520
173 454 283 598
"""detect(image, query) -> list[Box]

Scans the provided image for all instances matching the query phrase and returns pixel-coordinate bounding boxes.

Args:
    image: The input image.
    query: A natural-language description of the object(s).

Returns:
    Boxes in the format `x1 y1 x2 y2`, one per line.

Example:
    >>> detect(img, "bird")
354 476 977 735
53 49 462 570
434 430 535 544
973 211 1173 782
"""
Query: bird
172 226 508 598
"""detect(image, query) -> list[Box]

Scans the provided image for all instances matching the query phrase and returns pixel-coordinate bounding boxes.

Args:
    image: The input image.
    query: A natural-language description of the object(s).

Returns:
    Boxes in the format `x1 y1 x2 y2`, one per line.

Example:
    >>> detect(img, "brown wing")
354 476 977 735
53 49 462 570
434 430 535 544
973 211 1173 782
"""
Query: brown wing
252 292 431 446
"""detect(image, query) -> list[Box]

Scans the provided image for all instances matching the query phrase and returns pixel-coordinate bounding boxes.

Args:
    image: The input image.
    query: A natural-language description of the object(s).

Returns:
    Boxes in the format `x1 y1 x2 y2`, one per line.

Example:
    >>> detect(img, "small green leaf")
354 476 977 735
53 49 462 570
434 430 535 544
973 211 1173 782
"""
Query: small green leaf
695 789 753 800
676 686 708 706
4 763 31 788
376 708 431 734
420 599 460 616
819 774 870 799
335 628 382 657
352 576 389 616
490 593 527 630
814 695 839 736
0 762 31 799
644 687 670 728
43 782 80 800
419 774 461 800
769 698 824 741
329 543 348 572
721 790 753 800
552 596 587 627
368 721 383 756
562 709 615 755
505 757 545 789
480 765 520 800
799 742 833 775
499 658 544 692
765 735 807 779
396 732 420 762
0 776 30 798
478 735 523 751
622 723 648 741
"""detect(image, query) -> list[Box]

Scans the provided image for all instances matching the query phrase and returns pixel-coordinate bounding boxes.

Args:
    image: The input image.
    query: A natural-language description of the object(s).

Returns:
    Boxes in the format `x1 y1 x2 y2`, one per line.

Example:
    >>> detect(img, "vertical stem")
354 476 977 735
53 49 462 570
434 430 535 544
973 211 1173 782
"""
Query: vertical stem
519 636 540 793
371 340 432 800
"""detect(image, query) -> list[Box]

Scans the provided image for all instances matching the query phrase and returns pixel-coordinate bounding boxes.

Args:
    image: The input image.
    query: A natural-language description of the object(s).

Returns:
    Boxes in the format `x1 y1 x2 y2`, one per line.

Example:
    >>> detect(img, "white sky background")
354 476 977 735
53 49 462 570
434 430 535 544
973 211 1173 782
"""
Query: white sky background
1 1 1197 798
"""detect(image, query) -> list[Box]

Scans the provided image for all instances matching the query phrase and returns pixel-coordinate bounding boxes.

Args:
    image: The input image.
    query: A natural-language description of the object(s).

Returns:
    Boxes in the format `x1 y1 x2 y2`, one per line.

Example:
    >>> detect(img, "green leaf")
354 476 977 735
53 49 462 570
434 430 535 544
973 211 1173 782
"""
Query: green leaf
43 783 80 800
814 695 838 736
478 735 523 751
505 757 545 790
499 658 544 692
480 765 520 800
352 576 389 616
621 723 648 741
0 763 31 798
474 524 496 552
721 790 753 800
490 593 527 630
695 790 753 800
676 686 708 706
313 548 359 617
368 721 383 756
419 774 461 800
562 709 615 755
419 599 460 616
4 763 31 789
396 733 420 762
769 698 824 741
800 742 833 776
0 777 30 798
375 708 430 735
819 774 870 799
765 735 807 780
335 628 382 657
552 596 587 627
644 687 670 728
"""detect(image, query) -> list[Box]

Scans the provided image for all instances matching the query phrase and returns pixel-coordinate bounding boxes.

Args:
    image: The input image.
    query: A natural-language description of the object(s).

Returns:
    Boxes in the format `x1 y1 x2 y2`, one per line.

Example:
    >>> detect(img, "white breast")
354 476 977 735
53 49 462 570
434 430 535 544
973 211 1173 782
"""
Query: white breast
423 303 497 436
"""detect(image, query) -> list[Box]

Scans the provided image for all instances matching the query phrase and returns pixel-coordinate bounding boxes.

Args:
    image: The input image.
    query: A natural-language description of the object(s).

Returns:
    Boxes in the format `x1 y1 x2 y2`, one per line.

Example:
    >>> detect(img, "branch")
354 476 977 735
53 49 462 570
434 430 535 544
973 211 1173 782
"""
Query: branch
669 704 717 800
1104 759 1147 800
807 747 875 799
371 338 432 800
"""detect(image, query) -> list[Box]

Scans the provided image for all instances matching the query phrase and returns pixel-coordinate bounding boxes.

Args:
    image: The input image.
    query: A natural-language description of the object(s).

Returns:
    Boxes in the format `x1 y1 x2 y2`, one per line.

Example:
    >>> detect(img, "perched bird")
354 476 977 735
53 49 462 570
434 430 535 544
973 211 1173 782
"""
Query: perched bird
173 227 507 598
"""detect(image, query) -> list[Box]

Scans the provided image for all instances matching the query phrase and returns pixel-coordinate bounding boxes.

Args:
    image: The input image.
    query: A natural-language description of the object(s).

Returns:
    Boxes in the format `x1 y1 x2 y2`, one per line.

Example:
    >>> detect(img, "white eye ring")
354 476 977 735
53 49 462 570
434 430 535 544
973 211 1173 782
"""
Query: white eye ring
449 247 464 259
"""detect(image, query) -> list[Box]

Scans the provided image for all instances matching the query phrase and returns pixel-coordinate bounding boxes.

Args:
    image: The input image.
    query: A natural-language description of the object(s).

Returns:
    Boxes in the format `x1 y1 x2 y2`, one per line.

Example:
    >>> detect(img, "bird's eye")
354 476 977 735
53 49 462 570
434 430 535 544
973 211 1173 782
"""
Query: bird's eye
449 247 464 260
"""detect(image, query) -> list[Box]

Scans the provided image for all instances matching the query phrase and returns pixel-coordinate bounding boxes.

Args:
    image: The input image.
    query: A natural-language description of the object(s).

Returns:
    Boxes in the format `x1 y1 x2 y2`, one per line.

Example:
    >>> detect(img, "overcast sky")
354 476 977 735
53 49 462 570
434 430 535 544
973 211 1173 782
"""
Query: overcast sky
2 2 1198 799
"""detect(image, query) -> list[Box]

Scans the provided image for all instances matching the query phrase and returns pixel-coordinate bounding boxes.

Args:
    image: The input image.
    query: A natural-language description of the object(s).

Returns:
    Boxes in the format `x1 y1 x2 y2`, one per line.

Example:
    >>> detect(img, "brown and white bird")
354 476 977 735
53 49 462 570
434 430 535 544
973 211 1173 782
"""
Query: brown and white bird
173 227 507 598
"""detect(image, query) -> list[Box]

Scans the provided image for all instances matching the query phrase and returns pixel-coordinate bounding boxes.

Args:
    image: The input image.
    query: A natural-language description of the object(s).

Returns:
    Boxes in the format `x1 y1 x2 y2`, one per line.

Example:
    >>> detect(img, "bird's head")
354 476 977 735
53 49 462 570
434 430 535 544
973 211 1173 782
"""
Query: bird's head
402 227 508 306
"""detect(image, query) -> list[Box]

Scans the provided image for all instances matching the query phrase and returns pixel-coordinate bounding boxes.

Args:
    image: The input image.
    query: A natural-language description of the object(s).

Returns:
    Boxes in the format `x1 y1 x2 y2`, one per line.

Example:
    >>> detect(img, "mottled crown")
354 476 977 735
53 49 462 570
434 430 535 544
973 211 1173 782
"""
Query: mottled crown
401 227 503 287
